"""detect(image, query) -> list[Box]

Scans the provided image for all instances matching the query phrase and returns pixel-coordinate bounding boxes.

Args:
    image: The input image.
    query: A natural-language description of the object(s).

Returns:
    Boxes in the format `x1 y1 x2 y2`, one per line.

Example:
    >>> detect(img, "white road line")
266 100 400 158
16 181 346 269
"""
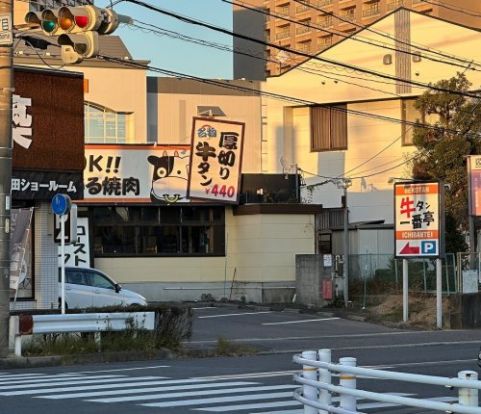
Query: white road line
250 394 415 414
192 307 217 310
190 370 298 381
0 373 76 381
262 318 340 326
142 391 294 408
89 384 298 403
249 409 302 414
77 365 170 374
198 311 273 319
0 376 160 392
27 377 253 400
38 381 257 399
187 330 431 343
0 374 124 386
196 399 301 411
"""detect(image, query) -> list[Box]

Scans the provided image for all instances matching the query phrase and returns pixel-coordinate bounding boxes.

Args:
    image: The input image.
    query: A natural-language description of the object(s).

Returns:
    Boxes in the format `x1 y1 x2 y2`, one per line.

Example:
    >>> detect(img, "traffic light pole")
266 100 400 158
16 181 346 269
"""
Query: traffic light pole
0 0 12 357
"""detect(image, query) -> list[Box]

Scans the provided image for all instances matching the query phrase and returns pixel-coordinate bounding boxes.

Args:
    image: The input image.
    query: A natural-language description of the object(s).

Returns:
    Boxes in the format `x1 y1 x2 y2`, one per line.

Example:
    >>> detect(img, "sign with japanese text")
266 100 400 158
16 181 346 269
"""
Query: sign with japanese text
12 68 84 173
84 144 191 204
188 118 245 204
58 217 90 268
394 181 443 258
468 155 481 217
12 171 82 201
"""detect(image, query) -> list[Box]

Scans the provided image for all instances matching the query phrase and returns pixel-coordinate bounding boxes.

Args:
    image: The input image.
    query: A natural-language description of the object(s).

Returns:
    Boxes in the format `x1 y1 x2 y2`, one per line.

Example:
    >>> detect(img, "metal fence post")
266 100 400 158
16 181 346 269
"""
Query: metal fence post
302 350 318 414
458 370 478 407
318 349 331 414
339 357 357 412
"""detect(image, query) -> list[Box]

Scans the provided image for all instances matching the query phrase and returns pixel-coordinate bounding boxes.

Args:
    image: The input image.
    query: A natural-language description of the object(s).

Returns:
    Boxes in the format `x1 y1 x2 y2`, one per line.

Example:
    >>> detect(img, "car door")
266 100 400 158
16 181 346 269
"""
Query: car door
87 270 122 308
64 268 94 308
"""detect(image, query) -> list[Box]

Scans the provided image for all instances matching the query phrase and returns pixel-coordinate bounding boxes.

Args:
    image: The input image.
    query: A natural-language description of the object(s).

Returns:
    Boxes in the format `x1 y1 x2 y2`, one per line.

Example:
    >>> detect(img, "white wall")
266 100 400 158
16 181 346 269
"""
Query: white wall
262 10 481 225
151 91 263 173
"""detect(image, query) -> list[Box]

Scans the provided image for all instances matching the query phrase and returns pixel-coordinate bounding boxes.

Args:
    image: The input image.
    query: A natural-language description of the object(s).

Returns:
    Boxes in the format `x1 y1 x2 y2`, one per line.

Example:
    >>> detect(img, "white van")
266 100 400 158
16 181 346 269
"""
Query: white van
59 267 147 309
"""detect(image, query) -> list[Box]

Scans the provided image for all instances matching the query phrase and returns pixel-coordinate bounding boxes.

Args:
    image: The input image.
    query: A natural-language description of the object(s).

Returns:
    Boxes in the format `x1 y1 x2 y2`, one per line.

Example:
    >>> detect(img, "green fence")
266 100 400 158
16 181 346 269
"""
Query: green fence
348 253 458 302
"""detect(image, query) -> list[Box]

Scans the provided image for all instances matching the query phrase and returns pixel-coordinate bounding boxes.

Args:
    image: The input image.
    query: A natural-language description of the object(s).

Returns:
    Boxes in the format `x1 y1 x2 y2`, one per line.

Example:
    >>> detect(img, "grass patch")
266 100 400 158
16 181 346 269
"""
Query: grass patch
215 337 257 356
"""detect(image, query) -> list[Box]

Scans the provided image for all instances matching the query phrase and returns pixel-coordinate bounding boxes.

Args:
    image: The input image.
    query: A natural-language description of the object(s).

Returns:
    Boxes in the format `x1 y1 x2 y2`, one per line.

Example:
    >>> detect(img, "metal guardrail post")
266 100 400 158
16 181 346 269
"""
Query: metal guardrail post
458 371 479 407
302 350 318 414
318 349 331 414
339 357 357 412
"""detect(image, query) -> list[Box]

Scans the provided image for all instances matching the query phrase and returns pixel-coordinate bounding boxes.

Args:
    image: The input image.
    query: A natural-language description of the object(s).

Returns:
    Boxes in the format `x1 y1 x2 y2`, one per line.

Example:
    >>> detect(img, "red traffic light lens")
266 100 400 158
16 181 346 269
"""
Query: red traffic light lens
75 15 89 28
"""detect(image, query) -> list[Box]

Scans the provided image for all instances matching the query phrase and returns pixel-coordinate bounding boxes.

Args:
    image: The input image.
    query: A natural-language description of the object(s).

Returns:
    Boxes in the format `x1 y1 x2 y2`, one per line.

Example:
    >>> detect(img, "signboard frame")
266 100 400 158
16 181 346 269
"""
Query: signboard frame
468 155 481 217
187 117 245 204
394 180 445 259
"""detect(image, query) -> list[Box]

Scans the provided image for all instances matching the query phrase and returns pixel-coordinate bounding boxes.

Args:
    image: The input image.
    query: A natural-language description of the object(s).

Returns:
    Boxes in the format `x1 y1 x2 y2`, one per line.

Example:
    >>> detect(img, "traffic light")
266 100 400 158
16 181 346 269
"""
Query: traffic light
25 6 127 64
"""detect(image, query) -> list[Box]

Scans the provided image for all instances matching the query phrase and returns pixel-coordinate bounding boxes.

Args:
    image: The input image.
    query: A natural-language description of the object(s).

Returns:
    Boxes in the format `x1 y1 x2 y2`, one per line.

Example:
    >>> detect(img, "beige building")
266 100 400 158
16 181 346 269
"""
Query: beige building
261 8 481 258
234 0 481 77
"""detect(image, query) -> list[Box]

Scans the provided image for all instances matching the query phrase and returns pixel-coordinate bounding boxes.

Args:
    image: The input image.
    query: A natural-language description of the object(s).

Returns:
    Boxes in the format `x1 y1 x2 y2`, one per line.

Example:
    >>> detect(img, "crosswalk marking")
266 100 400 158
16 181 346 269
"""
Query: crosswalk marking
0 374 123 386
77 365 170 374
196 399 302 411
0 370 463 414
142 392 295 408
39 381 257 400
89 384 298 403
0 375 162 392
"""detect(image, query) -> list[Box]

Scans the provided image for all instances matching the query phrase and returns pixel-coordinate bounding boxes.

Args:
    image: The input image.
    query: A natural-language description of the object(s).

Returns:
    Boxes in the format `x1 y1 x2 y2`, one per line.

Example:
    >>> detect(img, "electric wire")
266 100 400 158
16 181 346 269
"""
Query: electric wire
113 0 481 101
225 0 480 73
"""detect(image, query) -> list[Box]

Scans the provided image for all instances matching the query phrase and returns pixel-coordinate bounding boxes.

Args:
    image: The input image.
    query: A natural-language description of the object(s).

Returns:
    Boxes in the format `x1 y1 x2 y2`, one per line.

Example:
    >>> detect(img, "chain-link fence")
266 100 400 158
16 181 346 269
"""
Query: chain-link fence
347 253 458 305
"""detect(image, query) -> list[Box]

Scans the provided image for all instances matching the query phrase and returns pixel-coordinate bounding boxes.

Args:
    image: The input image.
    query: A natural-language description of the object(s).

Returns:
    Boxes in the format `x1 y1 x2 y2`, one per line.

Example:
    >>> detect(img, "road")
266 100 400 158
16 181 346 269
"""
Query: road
1 305 480 414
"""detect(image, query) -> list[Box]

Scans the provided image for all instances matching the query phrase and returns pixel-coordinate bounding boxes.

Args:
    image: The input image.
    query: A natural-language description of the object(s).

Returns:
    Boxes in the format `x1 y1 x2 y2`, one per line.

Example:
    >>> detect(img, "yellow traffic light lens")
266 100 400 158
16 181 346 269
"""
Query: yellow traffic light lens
59 17 74 30
42 20 56 33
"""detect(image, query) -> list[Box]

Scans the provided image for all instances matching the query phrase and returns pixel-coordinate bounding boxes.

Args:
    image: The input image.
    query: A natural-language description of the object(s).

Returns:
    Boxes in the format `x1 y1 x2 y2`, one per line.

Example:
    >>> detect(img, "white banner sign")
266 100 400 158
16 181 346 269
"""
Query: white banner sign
84 145 190 203
58 217 90 268
188 118 245 203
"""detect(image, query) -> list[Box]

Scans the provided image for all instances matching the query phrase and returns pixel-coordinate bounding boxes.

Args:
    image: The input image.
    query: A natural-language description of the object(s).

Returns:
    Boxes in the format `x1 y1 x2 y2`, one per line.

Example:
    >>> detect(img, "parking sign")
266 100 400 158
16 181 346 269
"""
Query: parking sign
394 181 444 258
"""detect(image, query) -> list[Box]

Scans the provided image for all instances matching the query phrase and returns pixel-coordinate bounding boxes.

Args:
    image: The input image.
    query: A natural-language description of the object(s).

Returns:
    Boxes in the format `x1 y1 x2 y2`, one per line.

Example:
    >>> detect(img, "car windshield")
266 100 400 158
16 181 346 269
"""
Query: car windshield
87 272 115 290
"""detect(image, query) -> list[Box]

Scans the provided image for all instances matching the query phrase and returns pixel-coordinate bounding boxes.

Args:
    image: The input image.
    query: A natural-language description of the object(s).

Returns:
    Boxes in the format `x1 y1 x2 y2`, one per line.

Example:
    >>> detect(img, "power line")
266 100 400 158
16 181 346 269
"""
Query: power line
287 0 481 70
226 0 480 72
419 0 481 18
116 0 481 101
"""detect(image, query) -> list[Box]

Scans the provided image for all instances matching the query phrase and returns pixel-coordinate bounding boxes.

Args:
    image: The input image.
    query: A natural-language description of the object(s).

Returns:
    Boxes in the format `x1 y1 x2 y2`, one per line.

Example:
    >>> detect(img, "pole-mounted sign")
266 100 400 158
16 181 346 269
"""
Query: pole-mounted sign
51 193 72 315
394 181 444 258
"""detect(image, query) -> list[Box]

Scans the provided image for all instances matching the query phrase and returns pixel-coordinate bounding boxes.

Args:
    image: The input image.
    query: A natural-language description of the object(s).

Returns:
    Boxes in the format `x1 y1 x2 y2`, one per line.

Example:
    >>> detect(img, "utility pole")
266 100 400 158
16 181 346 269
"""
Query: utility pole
0 0 12 358
337 178 352 307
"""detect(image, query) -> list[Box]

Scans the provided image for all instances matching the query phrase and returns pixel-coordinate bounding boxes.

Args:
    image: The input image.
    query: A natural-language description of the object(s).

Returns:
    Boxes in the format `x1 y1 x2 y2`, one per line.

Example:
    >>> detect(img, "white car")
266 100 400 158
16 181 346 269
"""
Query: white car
59 267 147 309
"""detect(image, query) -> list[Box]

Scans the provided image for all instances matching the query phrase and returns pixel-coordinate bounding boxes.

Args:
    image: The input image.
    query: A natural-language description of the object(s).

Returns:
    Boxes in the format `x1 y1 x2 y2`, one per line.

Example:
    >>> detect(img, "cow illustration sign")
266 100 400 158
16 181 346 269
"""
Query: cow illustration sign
84 144 190 204
188 118 245 204
394 181 444 258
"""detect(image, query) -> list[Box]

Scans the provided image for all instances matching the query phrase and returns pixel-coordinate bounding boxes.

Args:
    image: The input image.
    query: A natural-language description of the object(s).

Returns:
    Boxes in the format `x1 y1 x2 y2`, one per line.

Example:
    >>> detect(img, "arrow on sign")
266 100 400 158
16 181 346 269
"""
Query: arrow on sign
399 242 420 255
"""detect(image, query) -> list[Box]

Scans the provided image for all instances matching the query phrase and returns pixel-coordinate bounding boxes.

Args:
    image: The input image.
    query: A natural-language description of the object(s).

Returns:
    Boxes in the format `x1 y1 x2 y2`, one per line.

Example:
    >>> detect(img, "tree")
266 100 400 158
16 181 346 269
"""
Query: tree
411 73 481 252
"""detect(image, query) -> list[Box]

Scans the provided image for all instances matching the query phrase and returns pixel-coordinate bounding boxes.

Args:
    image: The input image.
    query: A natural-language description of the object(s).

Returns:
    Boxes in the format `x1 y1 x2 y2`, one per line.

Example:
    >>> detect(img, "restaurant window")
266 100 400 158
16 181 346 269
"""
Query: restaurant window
92 206 225 257
311 105 347 151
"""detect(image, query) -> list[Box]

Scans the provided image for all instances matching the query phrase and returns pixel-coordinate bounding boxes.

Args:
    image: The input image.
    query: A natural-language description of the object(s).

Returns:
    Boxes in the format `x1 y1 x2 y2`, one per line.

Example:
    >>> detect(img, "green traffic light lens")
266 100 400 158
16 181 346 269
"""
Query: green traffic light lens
42 20 56 33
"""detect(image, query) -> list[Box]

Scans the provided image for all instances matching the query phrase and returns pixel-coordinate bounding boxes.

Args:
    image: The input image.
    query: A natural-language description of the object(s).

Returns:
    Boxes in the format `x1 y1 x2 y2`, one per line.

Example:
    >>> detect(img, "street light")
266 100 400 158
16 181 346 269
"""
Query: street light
336 178 352 307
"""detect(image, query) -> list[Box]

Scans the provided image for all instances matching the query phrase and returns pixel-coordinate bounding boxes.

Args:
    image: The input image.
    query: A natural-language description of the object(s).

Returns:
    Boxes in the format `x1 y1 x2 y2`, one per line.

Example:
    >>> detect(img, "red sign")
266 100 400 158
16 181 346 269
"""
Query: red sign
322 279 333 301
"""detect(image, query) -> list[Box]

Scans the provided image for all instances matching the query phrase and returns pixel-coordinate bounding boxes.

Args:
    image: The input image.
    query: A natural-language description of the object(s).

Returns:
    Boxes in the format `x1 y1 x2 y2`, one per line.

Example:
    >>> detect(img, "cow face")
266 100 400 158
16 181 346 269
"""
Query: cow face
147 151 189 203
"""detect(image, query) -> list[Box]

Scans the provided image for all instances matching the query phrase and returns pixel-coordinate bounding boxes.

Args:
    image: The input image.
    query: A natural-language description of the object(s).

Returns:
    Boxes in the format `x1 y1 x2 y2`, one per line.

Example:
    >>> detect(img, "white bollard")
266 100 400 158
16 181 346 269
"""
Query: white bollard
302 350 318 414
339 357 357 412
458 370 479 407
318 349 331 414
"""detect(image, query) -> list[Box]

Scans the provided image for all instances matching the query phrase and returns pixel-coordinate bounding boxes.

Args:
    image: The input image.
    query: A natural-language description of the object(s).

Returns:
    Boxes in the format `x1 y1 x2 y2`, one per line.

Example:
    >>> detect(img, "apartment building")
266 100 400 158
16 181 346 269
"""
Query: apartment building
234 0 481 78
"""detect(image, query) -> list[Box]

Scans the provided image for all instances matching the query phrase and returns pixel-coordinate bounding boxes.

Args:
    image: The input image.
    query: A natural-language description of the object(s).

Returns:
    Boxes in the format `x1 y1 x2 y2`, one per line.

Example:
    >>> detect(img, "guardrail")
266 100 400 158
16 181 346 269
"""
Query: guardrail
10 312 155 357
293 349 480 414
